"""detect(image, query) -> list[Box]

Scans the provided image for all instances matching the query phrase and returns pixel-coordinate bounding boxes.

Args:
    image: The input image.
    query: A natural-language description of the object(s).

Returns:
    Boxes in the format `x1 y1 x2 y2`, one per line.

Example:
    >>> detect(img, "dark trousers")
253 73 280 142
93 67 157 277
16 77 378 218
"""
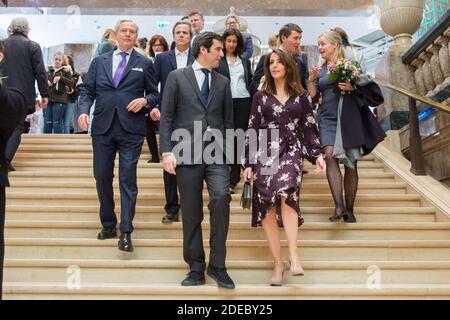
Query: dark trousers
146 119 160 160
164 171 180 215
5 113 27 163
92 113 144 233
0 186 5 300
176 164 231 272
230 98 252 186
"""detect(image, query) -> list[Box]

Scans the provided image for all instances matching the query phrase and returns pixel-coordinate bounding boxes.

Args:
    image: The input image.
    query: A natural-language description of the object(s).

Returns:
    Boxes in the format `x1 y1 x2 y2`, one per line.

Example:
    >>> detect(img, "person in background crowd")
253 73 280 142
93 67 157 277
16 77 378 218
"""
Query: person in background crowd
268 34 279 51
189 11 206 42
252 23 309 93
95 28 116 57
73 72 87 134
2 17 48 172
150 20 195 224
0 39 28 300
215 28 253 194
331 27 366 73
148 35 169 62
145 34 169 165
63 55 80 134
225 15 253 59
138 37 148 53
45 51 74 134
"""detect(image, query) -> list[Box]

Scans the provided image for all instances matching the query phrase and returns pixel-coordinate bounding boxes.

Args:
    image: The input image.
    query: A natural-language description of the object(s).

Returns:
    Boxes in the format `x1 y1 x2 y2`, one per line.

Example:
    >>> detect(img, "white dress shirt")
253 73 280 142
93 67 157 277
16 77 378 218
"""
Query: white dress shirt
112 48 134 76
227 56 250 98
192 60 211 91
175 48 189 69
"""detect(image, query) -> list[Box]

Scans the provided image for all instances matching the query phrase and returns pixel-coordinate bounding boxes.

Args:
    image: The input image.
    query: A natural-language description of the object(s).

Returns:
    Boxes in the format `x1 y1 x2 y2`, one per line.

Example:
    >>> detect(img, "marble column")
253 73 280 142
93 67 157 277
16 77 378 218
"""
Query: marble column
374 0 425 130
427 43 444 87
411 58 427 96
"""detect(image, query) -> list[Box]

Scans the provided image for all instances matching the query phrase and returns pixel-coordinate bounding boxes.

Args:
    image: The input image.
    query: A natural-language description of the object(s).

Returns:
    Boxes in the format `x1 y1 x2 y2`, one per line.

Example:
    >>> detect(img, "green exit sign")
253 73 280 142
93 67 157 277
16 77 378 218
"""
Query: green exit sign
157 22 170 29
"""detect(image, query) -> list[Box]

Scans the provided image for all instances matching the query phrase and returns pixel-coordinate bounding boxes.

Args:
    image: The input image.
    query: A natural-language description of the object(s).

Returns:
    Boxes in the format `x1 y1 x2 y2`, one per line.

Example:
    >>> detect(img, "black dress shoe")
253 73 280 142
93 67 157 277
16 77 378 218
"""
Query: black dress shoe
148 157 160 163
97 227 117 240
207 266 235 289
162 213 179 224
118 232 134 252
7 161 16 172
181 271 205 286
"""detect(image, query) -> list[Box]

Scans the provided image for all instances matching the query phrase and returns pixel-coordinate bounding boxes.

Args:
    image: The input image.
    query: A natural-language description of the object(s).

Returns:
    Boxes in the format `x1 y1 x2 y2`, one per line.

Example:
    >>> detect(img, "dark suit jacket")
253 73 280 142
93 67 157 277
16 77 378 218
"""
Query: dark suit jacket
79 49 159 137
251 52 309 93
153 49 195 109
2 33 48 112
242 35 254 60
0 84 27 187
159 66 234 165
215 56 254 96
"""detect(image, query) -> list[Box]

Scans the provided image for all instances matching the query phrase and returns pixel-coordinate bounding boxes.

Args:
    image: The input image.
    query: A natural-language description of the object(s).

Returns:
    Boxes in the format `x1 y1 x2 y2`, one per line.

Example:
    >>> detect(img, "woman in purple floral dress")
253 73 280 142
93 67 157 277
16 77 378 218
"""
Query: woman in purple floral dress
243 50 325 286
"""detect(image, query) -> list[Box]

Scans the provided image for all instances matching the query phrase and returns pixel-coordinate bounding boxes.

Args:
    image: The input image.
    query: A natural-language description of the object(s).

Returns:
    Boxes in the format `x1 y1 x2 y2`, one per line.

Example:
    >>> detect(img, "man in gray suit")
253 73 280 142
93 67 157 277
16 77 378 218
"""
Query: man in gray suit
159 32 235 289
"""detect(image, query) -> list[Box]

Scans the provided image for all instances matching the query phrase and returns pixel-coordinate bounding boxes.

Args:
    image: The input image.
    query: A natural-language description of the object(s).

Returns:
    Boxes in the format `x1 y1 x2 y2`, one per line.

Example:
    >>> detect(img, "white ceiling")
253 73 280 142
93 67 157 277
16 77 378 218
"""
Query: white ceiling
0 12 382 48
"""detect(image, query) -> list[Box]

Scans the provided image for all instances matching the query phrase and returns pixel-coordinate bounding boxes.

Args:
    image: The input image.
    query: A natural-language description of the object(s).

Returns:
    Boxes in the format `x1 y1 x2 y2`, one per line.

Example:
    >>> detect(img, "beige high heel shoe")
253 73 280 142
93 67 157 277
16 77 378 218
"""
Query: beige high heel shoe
289 259 305 276
270 261 285 286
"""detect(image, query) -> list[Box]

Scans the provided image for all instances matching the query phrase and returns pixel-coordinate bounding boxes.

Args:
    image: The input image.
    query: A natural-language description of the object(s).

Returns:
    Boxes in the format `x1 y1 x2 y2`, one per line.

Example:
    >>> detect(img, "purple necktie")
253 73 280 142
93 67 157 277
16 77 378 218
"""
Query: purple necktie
112 51 128 88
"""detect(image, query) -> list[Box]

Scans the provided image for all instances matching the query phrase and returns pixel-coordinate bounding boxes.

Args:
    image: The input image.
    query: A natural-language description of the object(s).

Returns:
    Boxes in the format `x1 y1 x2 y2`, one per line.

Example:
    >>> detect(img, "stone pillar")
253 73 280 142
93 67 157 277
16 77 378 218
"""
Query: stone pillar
427 43 444 87
374 0 425 130
436 35 450 79
411 58 427 96
419 51 436 93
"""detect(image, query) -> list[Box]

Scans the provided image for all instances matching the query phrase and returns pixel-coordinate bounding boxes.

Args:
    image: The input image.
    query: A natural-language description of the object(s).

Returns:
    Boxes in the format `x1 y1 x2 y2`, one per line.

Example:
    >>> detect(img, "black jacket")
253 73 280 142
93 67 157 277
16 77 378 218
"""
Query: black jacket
1 33 48 112
215 56 254 97
0 83 27 187
341 82 386 154
251 52 309 94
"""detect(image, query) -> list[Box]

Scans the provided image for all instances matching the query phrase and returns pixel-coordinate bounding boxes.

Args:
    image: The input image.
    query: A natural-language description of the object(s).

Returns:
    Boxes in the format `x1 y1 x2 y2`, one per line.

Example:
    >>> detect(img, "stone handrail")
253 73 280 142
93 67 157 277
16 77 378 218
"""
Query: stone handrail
402 11 450 97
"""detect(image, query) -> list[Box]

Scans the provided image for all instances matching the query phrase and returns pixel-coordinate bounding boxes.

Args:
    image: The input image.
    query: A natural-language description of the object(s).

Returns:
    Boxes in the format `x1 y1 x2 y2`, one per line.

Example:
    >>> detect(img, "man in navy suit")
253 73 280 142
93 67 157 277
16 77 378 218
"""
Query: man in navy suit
149 20 195 224
78 20 158 252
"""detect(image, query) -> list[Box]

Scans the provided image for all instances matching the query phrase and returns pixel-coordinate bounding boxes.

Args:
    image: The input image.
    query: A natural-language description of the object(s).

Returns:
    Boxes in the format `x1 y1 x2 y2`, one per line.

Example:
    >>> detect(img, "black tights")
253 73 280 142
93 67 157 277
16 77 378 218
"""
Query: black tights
323 146 359 215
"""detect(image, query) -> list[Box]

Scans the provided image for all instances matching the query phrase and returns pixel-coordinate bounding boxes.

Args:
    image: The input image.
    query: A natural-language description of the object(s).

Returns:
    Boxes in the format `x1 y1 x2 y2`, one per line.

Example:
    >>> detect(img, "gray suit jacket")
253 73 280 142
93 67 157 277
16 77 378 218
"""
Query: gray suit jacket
159 66 234 165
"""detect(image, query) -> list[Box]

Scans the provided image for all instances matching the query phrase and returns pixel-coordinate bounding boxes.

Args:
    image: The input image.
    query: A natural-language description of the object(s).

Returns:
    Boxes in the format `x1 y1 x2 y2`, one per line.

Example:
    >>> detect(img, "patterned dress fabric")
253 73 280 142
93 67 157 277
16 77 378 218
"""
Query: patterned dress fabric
244 91 322 228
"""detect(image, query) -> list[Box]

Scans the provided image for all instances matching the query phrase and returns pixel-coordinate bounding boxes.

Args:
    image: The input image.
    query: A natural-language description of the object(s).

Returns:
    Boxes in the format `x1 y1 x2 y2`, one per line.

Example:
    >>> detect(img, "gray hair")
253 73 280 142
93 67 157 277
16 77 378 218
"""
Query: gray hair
226 15 240 24
172 20 193 37
114 20 139 35
9 17 30 34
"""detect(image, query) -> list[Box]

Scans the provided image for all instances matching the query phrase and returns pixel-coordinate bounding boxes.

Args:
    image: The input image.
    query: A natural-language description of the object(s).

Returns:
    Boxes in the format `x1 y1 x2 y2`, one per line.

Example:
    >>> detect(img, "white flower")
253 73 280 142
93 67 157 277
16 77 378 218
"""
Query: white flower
273 104 283 115
279 173 290 182
270 141 280 151
287 122 295 131
268 122 277 129
262 95 268 105
307 116 316 124
257 105 262 113
294 96 300 104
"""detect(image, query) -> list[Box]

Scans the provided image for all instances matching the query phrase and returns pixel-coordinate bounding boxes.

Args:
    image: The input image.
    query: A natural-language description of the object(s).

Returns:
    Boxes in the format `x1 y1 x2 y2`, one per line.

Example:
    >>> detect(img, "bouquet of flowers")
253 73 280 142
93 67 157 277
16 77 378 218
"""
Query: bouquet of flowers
327 59 360 95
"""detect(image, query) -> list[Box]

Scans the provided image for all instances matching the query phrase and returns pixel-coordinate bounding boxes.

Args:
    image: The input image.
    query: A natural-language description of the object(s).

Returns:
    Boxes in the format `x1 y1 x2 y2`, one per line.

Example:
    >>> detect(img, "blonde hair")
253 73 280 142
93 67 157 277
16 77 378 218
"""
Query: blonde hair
318 31 345 65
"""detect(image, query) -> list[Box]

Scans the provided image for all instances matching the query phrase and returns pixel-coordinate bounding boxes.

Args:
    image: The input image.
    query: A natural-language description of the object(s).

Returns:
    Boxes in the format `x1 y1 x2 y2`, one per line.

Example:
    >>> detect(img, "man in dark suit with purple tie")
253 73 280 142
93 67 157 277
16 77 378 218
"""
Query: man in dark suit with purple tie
149 20 195 224
78 20 158 252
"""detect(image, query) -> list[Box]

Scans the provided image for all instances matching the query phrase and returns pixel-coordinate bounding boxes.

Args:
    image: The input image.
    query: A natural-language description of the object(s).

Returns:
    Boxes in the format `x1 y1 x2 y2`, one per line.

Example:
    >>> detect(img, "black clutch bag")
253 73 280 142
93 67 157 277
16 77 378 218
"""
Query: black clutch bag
241 181 252 210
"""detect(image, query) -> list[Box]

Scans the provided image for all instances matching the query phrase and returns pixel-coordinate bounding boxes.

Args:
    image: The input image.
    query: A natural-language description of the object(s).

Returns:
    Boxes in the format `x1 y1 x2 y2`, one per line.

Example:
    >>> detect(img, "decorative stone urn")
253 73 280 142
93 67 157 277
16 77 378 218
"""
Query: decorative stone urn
375 0 425 46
